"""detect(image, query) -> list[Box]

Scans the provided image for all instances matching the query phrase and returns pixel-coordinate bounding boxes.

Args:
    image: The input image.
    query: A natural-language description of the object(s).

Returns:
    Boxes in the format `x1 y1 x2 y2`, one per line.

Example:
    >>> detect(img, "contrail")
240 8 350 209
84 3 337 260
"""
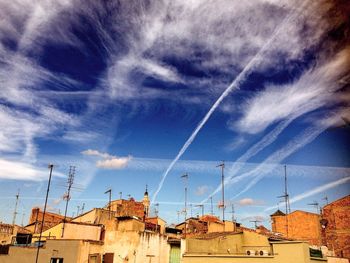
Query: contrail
151 3 308 203
264 176 350 212
232 124 329 198
200 100 324 204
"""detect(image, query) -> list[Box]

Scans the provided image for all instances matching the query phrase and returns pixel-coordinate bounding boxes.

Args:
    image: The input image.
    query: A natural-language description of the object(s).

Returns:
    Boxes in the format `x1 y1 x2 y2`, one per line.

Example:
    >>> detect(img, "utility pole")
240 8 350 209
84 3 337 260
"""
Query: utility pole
12 190 19 232
35 164 54 263
62 166 75 238
216 162 225 223
181 173 188 237
105 189 112 220
210 197 214 215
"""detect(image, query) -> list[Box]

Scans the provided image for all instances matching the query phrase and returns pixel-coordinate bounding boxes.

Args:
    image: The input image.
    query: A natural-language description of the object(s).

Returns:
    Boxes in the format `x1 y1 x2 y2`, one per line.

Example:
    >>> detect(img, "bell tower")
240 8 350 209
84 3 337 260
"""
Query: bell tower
142 185 150 217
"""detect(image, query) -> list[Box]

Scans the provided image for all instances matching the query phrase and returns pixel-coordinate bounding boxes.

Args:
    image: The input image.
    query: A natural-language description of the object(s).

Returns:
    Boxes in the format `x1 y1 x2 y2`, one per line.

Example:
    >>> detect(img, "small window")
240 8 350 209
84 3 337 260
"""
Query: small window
50 258 63 263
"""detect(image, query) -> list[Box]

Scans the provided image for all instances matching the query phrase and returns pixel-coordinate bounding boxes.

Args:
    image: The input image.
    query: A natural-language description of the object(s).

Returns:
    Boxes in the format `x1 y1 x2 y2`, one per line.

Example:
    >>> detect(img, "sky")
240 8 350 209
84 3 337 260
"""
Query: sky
0 0 349 228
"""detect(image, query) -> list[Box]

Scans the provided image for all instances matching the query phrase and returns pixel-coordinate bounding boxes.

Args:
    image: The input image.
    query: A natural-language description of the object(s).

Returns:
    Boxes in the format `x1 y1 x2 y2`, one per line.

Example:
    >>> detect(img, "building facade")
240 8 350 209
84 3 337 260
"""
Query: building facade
321 195 350 260
270 210 322 245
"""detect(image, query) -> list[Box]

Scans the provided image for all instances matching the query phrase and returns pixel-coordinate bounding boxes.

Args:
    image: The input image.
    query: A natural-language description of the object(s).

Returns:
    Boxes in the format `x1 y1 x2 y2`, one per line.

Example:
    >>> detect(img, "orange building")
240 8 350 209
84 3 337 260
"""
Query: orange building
321 195 350 259
270 210 322 245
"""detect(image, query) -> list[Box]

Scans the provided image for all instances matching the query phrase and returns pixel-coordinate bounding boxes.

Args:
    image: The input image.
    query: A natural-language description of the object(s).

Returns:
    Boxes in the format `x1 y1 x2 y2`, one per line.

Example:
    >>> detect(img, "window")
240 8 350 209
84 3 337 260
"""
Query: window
50 258 63 263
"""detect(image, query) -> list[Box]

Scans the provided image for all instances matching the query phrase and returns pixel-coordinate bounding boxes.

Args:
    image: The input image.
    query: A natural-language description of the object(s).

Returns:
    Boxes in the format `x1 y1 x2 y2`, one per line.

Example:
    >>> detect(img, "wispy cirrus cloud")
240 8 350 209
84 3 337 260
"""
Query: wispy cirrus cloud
235 47 350 134
0 159 64 181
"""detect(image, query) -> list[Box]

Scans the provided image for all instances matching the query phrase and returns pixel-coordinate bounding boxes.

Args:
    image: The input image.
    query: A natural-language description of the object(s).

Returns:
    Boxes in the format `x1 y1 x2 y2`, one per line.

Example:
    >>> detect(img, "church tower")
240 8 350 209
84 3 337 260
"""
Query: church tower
143 185 150 218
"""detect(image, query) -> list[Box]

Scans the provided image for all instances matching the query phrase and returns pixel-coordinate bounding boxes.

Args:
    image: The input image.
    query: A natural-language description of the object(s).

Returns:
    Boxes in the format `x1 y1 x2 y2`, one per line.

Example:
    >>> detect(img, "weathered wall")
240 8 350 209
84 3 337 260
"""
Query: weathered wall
182 241 326 263
187 234 243 254
322 195 350 260
0 240 82 263
271 211 322 245
103 221 170 263
28 208 67 233
37 222 101 241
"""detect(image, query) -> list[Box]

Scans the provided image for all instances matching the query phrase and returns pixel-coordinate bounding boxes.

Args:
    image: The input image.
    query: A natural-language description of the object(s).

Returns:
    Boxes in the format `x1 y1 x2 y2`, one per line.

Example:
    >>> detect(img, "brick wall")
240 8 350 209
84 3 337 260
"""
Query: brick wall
271 210 322 245
322 195 350 260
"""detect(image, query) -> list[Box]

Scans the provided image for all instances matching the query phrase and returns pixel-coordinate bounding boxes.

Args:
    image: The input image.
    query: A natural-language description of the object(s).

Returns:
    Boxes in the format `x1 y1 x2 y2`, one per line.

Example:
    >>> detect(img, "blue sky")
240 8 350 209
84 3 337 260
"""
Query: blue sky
0 0 349 228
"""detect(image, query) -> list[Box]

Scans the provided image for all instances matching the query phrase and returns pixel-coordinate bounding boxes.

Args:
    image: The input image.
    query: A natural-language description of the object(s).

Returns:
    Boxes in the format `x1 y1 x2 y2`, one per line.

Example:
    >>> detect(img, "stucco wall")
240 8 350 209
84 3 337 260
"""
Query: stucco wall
103 229 170 263
37 222 101 241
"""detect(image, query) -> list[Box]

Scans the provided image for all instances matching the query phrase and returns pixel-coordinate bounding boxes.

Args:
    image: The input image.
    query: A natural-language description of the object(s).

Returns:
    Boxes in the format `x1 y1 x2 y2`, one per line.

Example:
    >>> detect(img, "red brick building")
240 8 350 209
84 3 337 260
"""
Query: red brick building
27 208 69 233
321 195 350 259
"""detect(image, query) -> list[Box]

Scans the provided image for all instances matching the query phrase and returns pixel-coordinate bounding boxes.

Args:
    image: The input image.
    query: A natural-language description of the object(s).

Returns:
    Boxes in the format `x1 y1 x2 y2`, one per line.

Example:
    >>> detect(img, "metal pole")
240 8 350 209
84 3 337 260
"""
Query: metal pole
181 174 188 237
104 189 112 220
62 166 75 238
35 164 54 263
210 197 213 215
12 190 19 234
217 162 225 223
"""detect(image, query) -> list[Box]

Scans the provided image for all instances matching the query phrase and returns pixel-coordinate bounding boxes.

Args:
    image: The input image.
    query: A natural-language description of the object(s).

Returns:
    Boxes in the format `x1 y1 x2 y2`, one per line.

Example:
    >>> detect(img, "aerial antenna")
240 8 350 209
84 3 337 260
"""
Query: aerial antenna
195 204 204 217
154 203 159 217
61 166 75 238
322 196 328 205
104 188 112 220
12 190 20 231
307 201 320 214
277 165 291 237
21 212 25 227
81 203 85 214
216 161 225 224
210 196 214 215
231 204 235 223
181 173 189 237
119 192 122 199
250 219 262 229
35 164 54 263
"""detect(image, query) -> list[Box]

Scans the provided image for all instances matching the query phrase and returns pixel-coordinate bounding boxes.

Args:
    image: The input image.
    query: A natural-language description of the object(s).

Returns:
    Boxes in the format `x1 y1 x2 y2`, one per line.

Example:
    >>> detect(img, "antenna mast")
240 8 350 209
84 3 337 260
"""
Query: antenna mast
277 165 291 237
35 164 54 263
216 161 225 223
104 189 112 220
231 204 235 223
61 166 75 237
181 173 188 237
12 190 20 230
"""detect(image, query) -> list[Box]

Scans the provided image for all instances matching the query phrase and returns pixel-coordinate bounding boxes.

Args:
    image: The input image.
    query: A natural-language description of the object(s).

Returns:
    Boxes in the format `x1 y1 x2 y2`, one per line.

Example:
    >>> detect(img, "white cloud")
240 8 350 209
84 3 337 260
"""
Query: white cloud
96 156 132 170
237 198 264 206
195 185 209 196
81 149 132 170
235 47 350 134
81 149 111 159
0 159 64 181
